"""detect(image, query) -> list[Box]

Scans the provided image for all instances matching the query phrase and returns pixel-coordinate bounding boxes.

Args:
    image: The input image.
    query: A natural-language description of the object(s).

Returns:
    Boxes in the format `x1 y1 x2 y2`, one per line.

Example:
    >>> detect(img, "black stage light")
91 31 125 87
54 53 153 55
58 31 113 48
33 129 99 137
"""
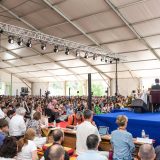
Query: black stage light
93 54 97 60
41 43 46 50
84 52 88 59
101 56 104 62
0 29 3 34
105 57 108 63
26 40 32 47
76 50 80 57
8 36 14 44
17 38 23 46
54 45 58 53
110 58 113 64
65 47 69 55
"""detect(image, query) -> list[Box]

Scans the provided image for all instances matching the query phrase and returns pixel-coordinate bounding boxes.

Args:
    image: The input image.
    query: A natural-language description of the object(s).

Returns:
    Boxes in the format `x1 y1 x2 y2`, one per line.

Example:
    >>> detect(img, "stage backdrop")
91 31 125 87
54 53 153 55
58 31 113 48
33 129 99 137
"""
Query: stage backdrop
94 112 160 146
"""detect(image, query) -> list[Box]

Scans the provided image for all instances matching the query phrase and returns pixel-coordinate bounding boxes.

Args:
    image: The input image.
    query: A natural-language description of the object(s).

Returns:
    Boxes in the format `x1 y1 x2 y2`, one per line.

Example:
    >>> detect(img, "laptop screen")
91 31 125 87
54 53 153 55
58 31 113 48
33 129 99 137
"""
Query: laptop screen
98 126 109 135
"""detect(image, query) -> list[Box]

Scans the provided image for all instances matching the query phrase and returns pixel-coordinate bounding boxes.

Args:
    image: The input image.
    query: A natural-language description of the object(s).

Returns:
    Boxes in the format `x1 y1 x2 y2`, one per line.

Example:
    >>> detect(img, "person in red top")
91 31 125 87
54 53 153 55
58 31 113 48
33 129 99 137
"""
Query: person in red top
67 111 84 128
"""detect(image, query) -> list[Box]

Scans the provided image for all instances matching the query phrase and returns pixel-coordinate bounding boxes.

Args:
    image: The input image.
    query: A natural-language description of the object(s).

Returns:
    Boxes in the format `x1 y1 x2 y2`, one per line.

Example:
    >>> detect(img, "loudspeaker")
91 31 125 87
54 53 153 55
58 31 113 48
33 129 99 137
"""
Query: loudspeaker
20 87 29 96
131 99 148 113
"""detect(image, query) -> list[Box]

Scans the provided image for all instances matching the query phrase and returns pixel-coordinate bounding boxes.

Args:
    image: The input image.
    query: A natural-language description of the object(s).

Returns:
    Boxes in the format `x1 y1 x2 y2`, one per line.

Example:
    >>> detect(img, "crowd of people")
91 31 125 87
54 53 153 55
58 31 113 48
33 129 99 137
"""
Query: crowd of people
0 95 158 160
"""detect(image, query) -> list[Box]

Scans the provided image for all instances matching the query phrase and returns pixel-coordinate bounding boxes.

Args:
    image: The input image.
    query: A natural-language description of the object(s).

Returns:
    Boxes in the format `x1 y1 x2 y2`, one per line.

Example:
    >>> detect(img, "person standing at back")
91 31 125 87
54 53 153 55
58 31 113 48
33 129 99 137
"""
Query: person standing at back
76 109 101 155
111 115 135 160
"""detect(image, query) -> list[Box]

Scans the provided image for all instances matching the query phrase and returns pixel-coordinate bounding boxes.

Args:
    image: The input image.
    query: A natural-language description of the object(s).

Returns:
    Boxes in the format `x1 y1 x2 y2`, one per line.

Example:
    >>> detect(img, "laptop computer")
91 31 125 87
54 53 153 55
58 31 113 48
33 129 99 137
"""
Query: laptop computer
98 126 109 136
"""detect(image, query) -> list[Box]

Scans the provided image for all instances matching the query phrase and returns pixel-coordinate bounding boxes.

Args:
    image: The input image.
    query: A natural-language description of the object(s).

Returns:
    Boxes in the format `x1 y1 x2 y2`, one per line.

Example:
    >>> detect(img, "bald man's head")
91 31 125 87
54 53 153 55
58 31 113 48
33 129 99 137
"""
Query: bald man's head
52 129 64 143
139 144 156 160
49 145 65 160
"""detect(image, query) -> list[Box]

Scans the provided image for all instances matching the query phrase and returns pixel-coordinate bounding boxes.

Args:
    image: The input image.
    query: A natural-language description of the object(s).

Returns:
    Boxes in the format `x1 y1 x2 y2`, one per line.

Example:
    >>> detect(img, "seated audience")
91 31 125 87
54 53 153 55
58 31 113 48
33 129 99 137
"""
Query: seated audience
48 145 65 160
94 102 101 114
31 103 42 119
9 107 26 139
44 129 69 160
155 145 160 160
111 115 135 160
67 111 84 128
5 109 15 123
0 102 5 119
0 119 9 146
17 128 38 160
0 137 17 160
27 111 41 137
77 134 106 160
151 78 160 89
138 144 155 160
76 110 101 155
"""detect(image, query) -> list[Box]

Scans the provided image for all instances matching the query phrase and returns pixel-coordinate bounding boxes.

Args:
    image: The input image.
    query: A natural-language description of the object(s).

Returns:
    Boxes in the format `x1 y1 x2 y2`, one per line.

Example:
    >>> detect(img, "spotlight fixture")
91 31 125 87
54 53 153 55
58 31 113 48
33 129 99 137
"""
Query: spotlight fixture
0 29 3 34
26 40 32 47
76 50 80 57
41 43 46 50
65 47 69 55
17 38 23 46
105 57 108 63
8 36 14 44
101 56 104 62
93 54 97 60
84 52 89 59
54 45 58 53
110 58 113 64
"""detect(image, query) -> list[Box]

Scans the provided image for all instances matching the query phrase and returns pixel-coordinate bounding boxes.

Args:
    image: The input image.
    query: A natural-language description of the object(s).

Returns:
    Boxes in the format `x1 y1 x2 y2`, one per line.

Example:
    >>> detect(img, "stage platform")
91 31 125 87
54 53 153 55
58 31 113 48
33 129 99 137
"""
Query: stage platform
94 111 160 146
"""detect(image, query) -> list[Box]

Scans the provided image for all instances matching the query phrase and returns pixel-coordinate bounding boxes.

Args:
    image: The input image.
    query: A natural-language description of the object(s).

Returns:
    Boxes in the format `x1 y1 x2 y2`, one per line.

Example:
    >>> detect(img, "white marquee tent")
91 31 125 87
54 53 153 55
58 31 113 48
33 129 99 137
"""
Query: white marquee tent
0 0 160 96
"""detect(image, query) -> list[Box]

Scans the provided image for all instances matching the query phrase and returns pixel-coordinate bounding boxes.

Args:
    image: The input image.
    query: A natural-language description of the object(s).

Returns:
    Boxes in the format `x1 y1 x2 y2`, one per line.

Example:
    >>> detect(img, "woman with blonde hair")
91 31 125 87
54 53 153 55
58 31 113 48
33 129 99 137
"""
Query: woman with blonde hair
111 115 135 160
17 128 38 160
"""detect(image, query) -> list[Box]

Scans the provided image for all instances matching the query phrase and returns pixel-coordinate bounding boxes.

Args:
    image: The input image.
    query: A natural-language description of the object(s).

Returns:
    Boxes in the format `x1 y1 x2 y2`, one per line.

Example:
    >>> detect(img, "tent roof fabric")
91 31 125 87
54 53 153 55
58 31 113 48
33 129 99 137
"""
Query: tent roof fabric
0 0 160 82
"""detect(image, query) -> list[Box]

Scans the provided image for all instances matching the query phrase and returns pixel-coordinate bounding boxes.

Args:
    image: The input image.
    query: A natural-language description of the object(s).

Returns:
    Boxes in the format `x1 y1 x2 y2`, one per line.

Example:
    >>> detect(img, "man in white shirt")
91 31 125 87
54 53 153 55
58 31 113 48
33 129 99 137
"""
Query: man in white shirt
77 134 106 160
0 103 5 119
76 109 101 155
9 107 26 139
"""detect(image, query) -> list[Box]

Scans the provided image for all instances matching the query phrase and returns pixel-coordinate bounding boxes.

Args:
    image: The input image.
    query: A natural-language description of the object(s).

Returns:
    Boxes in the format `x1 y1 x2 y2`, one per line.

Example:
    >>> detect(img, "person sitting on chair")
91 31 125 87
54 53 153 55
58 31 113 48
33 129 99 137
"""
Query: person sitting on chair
151 78 160 89
67 110 84 129
44 129 69 160
77 134 106 160
138 144 156 160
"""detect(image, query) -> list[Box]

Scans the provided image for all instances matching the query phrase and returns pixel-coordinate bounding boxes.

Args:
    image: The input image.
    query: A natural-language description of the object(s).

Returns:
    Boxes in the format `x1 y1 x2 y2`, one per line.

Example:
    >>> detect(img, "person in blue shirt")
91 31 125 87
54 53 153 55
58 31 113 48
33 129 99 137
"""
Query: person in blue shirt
111 115 135 160
0 119 9 146
77 134 106 160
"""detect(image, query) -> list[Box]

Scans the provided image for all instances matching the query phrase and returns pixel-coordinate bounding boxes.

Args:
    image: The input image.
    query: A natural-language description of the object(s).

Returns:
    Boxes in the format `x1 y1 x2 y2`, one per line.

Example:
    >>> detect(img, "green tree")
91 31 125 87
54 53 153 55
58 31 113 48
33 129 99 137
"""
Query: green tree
92 82 104 96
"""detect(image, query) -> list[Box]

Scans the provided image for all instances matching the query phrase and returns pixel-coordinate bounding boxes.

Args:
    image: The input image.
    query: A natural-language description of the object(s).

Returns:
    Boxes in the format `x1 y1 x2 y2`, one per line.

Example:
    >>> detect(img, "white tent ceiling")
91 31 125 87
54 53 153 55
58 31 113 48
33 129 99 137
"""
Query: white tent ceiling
0 0 160 82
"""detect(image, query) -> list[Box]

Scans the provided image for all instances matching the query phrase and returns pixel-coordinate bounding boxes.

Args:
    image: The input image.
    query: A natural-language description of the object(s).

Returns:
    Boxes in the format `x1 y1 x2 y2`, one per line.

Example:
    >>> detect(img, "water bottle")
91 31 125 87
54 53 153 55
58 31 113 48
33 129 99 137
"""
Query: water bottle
141 129 146 138
53 120 56 127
